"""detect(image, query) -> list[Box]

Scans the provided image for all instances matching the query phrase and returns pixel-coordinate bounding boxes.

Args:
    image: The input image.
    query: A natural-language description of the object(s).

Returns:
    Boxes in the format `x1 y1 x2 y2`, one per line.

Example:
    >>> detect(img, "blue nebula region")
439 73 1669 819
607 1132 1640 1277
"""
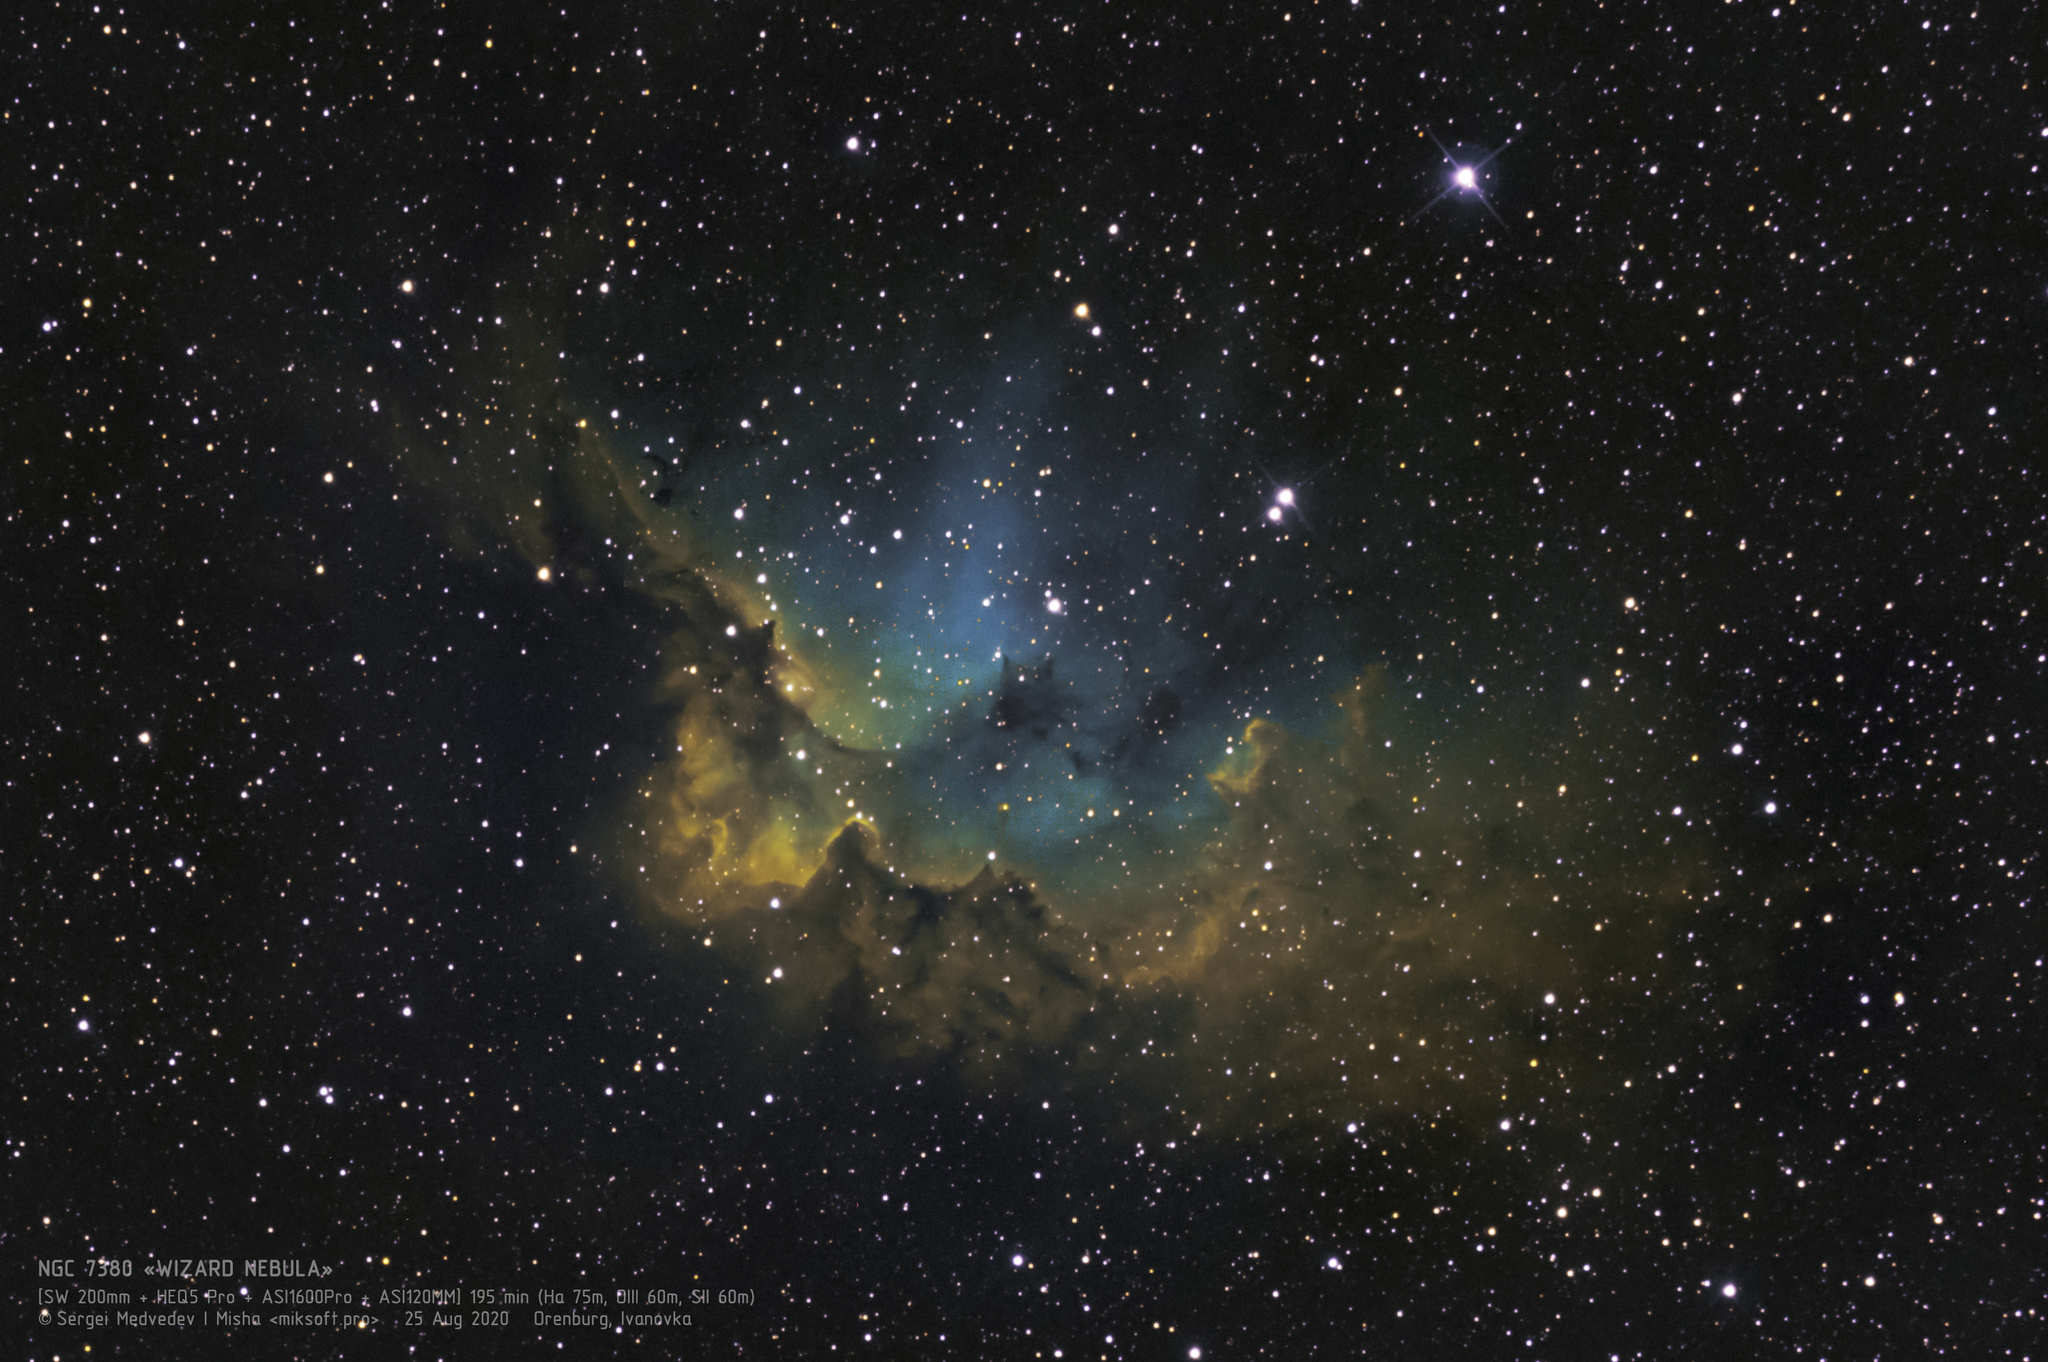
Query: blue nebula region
657 366 1367 893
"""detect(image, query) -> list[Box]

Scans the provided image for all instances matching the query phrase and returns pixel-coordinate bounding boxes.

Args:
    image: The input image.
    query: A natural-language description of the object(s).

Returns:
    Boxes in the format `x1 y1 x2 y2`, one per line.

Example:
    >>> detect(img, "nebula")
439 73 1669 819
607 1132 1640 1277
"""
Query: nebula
393 306 1776 1143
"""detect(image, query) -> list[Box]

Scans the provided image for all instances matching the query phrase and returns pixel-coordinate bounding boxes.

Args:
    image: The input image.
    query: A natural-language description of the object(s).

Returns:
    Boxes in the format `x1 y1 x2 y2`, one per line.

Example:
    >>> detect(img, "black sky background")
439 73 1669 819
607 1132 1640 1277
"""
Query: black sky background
11 0 2046 1357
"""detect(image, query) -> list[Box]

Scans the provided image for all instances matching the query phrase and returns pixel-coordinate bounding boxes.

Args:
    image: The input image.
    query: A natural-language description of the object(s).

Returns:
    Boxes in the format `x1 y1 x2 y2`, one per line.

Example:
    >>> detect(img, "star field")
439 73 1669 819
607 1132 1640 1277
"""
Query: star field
11 1 2045 1357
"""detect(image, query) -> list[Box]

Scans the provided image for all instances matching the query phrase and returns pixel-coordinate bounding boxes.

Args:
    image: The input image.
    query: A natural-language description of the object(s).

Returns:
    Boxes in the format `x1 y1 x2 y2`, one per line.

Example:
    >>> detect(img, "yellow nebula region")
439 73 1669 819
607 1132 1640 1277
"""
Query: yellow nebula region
613 649 1759 1138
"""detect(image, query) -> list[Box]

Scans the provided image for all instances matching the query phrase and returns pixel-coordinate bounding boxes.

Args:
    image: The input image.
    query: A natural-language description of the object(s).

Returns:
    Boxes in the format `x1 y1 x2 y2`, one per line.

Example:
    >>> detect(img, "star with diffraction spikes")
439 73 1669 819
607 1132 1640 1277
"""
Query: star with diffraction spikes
1412 130 1509 227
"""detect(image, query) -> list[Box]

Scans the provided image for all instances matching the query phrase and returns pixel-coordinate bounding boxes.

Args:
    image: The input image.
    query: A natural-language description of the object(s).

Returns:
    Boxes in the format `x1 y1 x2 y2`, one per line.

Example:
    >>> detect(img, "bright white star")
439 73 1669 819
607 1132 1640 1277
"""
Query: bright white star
1413 130 1511 227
